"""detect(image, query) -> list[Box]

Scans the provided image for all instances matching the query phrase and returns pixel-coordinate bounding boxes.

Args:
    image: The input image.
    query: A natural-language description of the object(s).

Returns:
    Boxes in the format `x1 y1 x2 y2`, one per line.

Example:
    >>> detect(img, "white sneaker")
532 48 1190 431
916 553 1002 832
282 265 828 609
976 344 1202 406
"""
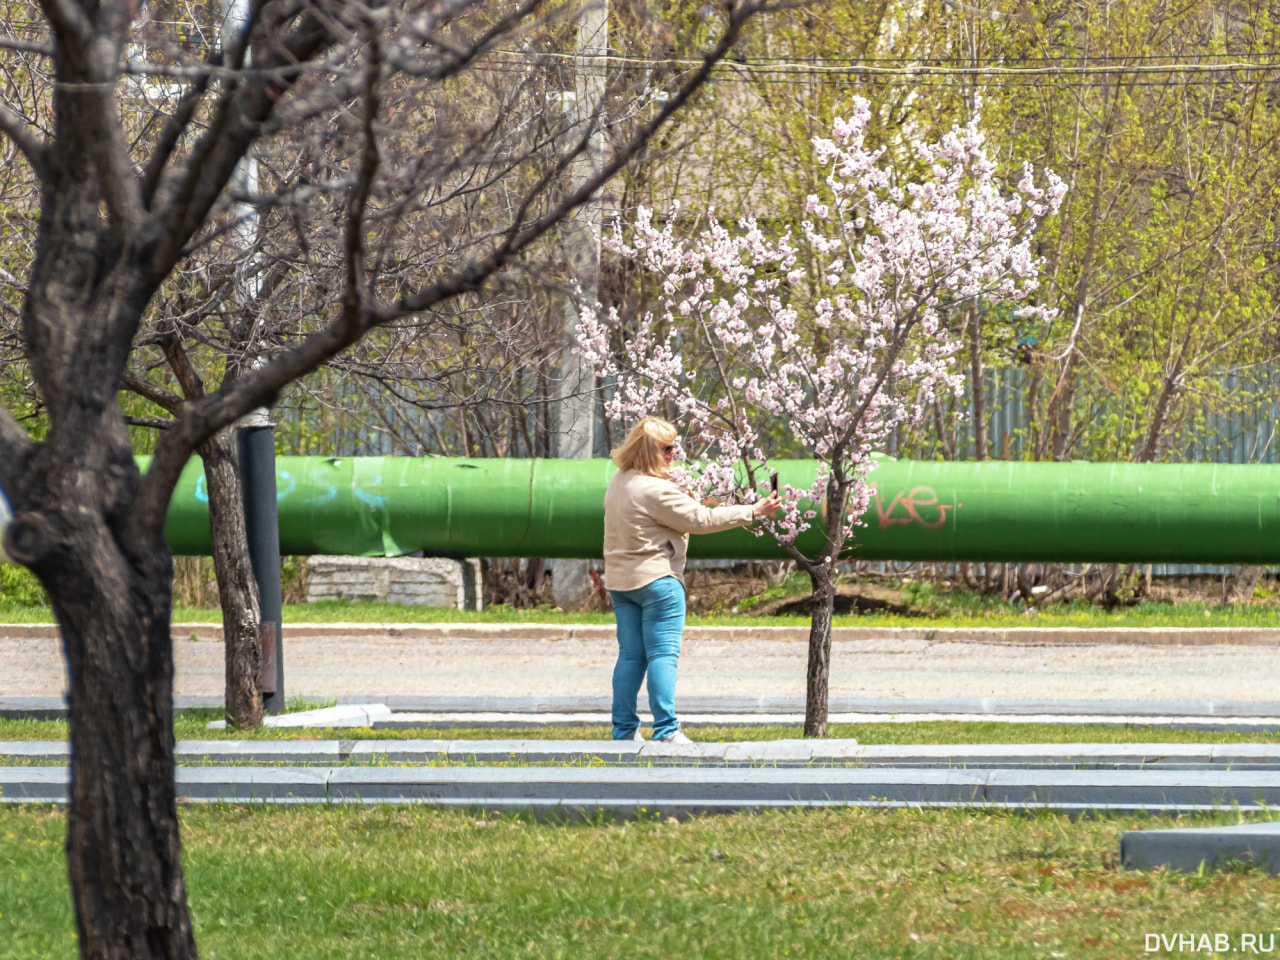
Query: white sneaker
630 729 646 742
659 730 693 745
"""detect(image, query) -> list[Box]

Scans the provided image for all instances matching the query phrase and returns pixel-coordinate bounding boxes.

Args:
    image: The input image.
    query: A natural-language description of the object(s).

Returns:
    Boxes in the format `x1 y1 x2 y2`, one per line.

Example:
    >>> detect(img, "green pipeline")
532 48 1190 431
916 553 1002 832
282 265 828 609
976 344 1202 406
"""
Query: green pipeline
144 456 1280 564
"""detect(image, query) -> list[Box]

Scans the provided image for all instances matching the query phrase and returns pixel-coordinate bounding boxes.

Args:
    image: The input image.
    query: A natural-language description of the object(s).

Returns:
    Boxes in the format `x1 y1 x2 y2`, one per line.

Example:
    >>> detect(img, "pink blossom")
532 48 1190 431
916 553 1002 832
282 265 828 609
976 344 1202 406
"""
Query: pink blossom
575 99 1062 556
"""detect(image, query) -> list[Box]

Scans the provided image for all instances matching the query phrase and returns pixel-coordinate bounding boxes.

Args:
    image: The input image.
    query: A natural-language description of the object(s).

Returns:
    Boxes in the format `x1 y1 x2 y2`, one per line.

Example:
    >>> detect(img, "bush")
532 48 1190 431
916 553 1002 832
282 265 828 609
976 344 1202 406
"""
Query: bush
0 564 47 607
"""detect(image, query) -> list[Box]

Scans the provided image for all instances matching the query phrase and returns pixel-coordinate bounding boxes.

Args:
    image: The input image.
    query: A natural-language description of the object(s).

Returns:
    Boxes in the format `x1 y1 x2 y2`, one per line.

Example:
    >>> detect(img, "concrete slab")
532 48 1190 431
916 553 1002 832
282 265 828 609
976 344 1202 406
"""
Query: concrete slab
0 740 1272 770
373 710 1280 733
324 766 988 805
177 741 344 764
0 767 66 801
361 695 1280 718
175 768 330 803
10 763 1280 812
987 769 1280 806
348 740 452 763
0 741 69 760
850 743 1216 768
207 704 393 730
10 694 1280 724
444 740 645 763
0 697 65 720
722 740 816 764
1122 821 1280 874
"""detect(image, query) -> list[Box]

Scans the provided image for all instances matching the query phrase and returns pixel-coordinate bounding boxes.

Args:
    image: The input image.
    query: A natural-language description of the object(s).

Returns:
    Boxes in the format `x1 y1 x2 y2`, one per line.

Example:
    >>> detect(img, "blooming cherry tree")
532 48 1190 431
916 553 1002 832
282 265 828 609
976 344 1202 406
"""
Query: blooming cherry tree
578 98 1066 736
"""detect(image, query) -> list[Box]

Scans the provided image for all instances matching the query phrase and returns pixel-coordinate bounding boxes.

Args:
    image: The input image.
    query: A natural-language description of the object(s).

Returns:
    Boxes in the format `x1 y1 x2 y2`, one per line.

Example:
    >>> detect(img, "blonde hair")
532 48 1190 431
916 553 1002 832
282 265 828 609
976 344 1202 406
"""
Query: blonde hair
611 417 677 477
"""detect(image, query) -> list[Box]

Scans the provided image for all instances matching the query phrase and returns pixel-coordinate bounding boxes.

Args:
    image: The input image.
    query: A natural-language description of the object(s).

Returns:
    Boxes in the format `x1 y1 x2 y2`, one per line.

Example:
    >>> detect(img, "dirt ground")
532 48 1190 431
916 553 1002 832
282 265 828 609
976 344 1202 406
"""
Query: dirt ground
5 630 1280 702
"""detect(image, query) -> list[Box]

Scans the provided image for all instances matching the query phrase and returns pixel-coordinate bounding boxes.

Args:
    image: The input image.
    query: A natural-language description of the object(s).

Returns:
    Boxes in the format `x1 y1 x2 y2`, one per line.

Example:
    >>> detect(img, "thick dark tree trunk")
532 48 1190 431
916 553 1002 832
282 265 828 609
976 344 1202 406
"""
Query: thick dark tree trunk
4 455 197 960
199 429 263 729
803 564 835 738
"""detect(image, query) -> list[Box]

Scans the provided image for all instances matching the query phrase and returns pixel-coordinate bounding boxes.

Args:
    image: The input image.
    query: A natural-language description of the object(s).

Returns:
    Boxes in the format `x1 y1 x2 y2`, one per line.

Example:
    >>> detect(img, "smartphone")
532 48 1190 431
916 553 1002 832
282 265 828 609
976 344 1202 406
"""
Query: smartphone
770 471 779 494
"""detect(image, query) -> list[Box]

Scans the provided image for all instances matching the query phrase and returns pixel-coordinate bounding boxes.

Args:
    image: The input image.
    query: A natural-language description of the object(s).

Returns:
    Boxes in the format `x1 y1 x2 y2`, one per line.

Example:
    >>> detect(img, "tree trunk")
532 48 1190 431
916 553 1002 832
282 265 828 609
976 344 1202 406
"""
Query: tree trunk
1225 565 1265 605
4 461 197 959
803 563 835 738
968 305 987 461
199 429 263 729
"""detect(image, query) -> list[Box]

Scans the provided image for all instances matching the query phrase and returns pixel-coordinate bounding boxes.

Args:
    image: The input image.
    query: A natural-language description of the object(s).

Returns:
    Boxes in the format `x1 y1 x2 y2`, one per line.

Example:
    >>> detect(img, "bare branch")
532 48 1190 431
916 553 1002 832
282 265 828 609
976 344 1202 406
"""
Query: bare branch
124 415 174 430
159 335 207 401
140 73 212 208
0 35 54 56
145 12 339 288
121 371 184 414
393 0 769 318
0 101 48 180
0 405 33 497
134 0 774 537
35 0 92 61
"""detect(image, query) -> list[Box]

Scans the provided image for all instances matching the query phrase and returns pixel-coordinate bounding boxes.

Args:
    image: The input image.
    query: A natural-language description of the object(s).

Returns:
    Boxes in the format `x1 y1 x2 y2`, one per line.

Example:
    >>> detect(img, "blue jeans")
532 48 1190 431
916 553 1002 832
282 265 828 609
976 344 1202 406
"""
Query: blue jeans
609 576 686 741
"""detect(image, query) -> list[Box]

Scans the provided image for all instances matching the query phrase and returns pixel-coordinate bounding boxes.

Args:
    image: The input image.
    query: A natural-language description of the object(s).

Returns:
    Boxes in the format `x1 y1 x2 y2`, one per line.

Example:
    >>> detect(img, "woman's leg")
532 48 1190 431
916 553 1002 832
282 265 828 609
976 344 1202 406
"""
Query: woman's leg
609 590 647 740
638 577 686 741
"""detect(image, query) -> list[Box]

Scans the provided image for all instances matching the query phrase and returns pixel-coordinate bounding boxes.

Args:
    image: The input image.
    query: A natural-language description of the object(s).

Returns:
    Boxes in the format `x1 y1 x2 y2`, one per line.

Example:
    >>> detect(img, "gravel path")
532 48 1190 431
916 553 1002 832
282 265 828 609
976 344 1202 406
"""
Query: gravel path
4 631 1280 701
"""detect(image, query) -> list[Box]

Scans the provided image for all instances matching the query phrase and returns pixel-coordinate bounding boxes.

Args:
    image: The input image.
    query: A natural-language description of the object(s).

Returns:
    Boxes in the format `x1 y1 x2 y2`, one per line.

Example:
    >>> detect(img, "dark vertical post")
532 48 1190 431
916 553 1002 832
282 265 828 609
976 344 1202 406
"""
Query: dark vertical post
240 421 284 714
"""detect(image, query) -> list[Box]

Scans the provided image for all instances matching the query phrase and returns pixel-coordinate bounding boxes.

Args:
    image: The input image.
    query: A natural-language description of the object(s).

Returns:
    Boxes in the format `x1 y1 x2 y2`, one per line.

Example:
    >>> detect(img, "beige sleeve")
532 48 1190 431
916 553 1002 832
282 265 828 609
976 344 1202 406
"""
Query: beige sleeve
642 481 757 535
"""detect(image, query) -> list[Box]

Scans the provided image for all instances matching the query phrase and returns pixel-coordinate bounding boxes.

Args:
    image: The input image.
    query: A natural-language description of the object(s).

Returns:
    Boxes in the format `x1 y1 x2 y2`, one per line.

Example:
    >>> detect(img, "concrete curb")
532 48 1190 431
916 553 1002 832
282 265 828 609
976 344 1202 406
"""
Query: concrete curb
11 695 1280 724
9 765 1280 812
11 740 1280 769
1121 821 1280 874
5 622 1280 646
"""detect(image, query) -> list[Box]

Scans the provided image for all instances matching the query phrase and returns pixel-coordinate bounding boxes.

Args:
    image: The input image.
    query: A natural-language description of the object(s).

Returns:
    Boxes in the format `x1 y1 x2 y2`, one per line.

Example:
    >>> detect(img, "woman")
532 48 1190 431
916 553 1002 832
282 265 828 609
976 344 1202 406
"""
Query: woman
603 417 781 743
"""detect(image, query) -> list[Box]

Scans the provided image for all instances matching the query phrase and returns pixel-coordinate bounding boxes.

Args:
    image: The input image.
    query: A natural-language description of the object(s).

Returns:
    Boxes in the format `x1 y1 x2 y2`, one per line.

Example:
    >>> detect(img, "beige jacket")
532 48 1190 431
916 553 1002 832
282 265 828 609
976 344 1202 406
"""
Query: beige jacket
602 469 757 592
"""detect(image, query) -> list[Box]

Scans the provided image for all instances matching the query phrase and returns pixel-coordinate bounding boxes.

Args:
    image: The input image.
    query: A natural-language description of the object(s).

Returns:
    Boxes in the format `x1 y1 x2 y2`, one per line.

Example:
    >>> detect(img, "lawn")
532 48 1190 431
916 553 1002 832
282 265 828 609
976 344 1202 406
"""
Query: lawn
2 804 1278 959
6 596 1280 630
2 714 1280 746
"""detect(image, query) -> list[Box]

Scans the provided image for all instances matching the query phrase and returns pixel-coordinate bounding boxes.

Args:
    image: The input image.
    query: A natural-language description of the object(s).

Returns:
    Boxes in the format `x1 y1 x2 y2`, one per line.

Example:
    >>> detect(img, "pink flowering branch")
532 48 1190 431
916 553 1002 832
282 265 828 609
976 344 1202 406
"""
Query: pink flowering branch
576 96 1066 564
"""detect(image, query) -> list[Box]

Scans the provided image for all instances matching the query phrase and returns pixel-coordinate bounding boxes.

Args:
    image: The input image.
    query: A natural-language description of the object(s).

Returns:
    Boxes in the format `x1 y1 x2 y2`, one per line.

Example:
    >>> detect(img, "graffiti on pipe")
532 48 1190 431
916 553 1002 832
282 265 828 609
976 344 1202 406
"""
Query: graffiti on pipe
872 484 959 530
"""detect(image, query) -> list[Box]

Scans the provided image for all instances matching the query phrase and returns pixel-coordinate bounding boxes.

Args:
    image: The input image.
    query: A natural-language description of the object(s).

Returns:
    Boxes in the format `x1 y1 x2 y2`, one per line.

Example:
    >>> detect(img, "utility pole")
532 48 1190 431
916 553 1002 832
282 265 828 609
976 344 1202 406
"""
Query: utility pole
553 0 607 609
221 0 284 713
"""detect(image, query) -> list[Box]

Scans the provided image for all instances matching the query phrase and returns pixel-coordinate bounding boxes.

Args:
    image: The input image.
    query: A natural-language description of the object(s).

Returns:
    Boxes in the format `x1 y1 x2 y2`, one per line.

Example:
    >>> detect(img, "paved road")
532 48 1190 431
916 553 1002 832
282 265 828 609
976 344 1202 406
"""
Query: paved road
4 630 1280 701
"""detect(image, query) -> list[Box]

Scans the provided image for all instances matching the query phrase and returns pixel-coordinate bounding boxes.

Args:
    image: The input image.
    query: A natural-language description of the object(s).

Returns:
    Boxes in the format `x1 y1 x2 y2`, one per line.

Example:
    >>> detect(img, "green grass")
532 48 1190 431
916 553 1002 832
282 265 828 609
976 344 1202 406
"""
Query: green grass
6 597 1280 629
3 804 1280 958
1 714 1279 746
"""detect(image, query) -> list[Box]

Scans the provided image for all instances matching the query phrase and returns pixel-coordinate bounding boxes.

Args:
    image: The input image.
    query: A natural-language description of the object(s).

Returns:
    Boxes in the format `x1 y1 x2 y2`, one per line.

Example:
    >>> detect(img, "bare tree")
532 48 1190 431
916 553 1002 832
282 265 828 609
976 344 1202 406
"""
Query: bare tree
0 0 773 955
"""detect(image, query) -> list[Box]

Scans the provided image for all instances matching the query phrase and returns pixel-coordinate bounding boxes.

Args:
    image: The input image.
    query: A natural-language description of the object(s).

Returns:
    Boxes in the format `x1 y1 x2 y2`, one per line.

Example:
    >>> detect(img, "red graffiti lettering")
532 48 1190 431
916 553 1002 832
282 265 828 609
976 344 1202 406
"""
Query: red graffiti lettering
872 484 958 530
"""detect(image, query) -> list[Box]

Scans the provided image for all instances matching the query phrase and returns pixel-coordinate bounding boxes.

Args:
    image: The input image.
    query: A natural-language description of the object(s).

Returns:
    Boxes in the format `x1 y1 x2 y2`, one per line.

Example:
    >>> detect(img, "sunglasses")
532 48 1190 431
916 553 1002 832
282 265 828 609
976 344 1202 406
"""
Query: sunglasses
662 444 676 455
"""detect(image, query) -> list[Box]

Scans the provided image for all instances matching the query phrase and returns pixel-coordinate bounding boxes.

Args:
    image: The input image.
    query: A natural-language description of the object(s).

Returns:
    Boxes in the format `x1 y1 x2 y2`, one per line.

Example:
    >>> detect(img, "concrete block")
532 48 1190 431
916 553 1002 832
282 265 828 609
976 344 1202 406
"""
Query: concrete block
267 704 393 728
0 767 67 802
178 741 343 764
854 743 1214 768
722 741 815 764
349 741 452 762
305 556 481 609
639 741 729 763
324 766 988 805
1122 821 1280 874
175 767 330 803
1211 745 1280 764
986 769 1280 806
445 740 645 763
0 697 67 720
0 742 69 760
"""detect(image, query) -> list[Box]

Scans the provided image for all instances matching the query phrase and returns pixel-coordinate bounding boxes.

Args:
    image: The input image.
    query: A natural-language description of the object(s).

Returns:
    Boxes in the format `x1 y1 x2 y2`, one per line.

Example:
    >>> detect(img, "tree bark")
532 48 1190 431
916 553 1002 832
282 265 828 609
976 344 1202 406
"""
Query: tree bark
1225 565 1265 605
803 562 835 739
968 304 987 460
199 429 263 729
4 454 197 960
131 345 266 730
